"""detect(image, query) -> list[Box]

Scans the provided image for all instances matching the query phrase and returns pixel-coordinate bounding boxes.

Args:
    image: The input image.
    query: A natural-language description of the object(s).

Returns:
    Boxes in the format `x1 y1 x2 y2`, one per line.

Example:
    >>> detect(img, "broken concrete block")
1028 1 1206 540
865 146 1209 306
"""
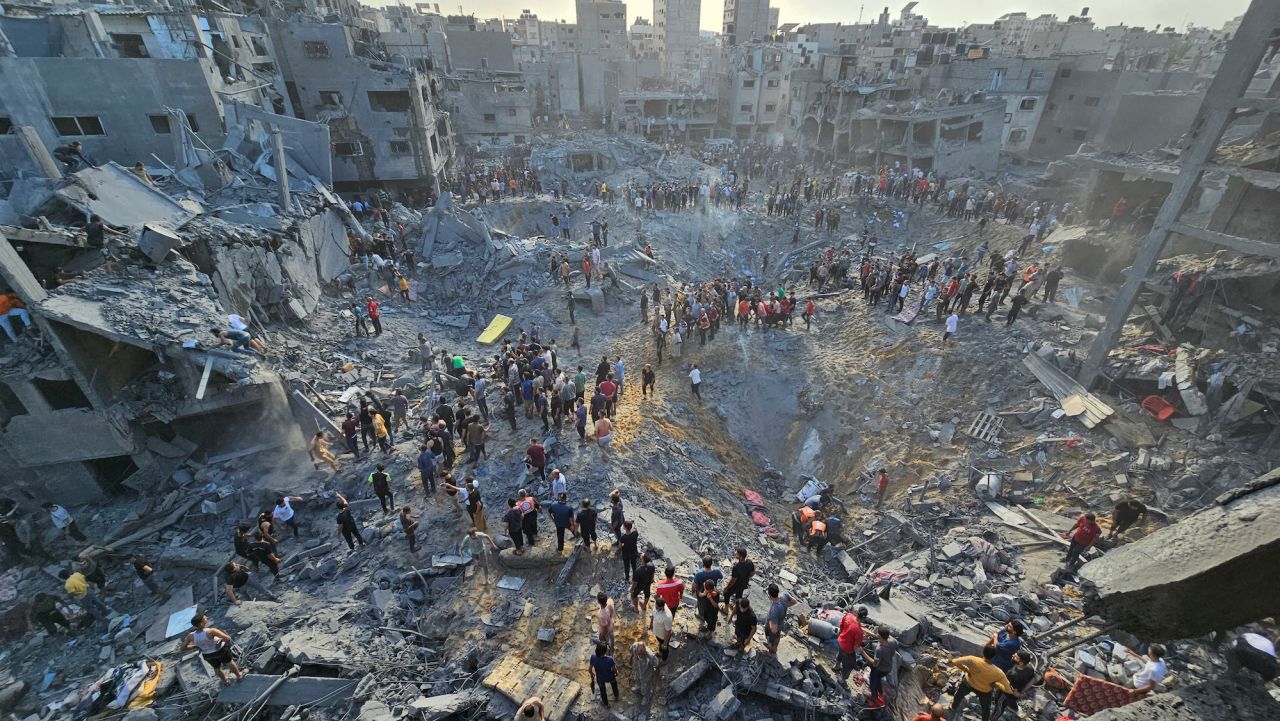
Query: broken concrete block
669 660 710 697
138 224 182 264
708 685 740 721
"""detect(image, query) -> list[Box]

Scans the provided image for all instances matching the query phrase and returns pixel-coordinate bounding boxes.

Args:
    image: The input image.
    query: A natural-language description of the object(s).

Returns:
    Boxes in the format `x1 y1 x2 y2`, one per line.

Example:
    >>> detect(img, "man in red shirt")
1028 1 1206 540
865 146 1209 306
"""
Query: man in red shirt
911 702 947 721
524 439 547 482
836 606 872 682
737 299 750 329
655 565 685 619
365 296 383 335
599 376 618 417
875 470 889 508
1062 512 1102 567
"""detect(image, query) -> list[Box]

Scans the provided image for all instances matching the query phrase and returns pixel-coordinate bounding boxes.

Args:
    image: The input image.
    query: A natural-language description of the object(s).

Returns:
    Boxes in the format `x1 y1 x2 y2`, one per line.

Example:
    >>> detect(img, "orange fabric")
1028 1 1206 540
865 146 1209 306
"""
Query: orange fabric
0 296 11 315
809 521 826 535
799 507 817 523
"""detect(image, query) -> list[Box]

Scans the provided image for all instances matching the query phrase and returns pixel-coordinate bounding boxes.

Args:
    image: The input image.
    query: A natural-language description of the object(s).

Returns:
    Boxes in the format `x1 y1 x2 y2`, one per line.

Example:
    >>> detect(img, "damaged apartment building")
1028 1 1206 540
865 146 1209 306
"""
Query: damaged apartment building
0 0 457 196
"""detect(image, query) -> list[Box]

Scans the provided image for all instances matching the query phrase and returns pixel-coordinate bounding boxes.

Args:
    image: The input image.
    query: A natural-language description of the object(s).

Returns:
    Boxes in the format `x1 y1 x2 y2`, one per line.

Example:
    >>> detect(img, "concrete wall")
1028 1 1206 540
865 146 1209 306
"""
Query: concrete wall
446 29 516 72
0 57 227 179
269 19 451 188
723 0 770 45
916 56 1060 157
575 0 628 60
446 77 534 146
654 0 701 71
1030 68 1202 160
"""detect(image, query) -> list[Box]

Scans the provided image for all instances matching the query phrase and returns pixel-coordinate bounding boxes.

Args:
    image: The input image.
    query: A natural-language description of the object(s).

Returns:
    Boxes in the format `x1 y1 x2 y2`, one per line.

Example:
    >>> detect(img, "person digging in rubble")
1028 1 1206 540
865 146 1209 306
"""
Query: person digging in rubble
806 516 829 554
221 560 277 605
53 141 93 171
349 302 370 337
1107 499 1147 541
29 593 73 636
459 526 498 583
1061 512 1102 568
948 644 1018 721
1125 643 1167 696
182 613 246 684
273 495 304 539
210 327 263 355
310 431 340 473
60 567 110 627
132 556 170 601
515 697 545 721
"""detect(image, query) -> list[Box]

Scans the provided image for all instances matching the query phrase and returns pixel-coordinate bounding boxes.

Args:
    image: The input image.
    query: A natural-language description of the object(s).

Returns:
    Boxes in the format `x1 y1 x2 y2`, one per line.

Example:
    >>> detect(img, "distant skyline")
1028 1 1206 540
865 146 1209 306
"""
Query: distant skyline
372 0 1249 36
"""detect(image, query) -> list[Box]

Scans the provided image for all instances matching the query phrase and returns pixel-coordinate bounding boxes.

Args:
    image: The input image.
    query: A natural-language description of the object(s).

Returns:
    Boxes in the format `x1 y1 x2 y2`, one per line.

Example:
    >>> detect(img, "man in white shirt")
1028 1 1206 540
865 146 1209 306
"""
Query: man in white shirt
944 312 959 343
550 469 568 498
688 364 702 401
650 599 674 664
42 503 87 541
272 496 304 539
1130 644 1167 695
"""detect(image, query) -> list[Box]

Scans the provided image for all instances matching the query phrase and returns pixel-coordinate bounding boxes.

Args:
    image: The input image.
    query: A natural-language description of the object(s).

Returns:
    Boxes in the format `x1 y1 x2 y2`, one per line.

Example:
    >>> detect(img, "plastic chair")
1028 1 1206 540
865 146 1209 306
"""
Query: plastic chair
1141 395 1177 421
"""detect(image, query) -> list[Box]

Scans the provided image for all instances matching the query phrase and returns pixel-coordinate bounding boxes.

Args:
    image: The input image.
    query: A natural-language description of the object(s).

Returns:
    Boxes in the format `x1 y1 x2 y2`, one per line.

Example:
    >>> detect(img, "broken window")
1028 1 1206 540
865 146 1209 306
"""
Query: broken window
368 90 412 112
251 36 269 55
767 79 778 87
506 108 518 116
51 116 105 136
1008 128 1027 143
765 103 776 112
0 117 12 135
389 140 412 155
149 115 171 134
231 36 241 48
1059 68 1072 78
1019 97 1037 111
185 114 200 132
319 91 343 106
304 41 330 58
1084 96 1101 107
430 133 439 154
743 79 755 88
484 113 497 122
333 141 364 156
109 33 149 58
33 378 92 410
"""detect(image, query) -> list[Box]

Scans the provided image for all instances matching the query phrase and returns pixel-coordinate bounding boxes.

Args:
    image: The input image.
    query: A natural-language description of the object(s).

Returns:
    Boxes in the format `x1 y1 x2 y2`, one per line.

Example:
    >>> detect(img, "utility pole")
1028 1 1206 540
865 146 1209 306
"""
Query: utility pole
271 126 291 211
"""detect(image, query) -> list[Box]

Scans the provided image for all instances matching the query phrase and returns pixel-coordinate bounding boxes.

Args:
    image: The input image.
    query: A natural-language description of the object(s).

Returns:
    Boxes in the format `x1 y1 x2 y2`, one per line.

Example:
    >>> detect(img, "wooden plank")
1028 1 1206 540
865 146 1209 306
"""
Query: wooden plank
195 355 215 400
984 501 1026 526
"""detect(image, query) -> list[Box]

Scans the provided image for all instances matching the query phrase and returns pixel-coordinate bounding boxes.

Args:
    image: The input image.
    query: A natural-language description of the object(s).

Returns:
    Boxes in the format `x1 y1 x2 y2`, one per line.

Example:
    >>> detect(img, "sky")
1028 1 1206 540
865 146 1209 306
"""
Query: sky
386 0 1250 34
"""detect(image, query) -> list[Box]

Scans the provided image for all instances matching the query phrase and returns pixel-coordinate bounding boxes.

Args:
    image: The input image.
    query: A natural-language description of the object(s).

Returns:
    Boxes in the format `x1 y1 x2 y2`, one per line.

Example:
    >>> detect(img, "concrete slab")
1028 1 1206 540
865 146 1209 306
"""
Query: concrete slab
56 162 199 229
138 224 182 264
863 596 929 646
408 691 479 721
216 675 356 707
1081 468 1280 641
483 657 581 721
1 408 134 465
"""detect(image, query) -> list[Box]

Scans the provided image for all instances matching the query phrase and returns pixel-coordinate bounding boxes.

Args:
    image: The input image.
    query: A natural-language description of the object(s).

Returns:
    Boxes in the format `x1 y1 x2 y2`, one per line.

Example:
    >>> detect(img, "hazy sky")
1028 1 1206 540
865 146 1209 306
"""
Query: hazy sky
390 0 1250 34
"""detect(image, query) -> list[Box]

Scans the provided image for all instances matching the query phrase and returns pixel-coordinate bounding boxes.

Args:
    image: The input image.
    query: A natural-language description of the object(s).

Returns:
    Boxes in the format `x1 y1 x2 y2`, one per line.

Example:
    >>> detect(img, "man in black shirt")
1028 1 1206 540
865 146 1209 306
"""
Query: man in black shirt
248 532 280 577
722 547 755 622
369 464 393 513
630 552 655 614
732 598 758 651
221 561 251 605
992 650 1036 720
576 500 598 550
504 498 525 555
132 556 169 600
335 494 365 551
619 520 639 582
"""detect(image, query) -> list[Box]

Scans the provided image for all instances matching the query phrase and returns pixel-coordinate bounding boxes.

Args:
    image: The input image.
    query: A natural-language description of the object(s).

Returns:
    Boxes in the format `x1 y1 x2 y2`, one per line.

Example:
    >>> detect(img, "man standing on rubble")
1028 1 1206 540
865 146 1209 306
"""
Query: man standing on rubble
837 607 872 683
365 296 383 335
524 439 547 482
548 493 575 553
369 464 394 512
43 503 87 543
335 492 365 552
459 526 499 583
764 584 796 656
1062 512 1102 567
182 613 246 685
722 547 754 623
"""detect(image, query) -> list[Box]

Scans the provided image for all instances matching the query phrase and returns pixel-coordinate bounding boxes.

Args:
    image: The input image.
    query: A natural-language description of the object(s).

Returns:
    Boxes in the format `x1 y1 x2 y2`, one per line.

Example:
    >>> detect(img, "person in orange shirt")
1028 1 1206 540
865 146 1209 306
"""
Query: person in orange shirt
0 293 32 342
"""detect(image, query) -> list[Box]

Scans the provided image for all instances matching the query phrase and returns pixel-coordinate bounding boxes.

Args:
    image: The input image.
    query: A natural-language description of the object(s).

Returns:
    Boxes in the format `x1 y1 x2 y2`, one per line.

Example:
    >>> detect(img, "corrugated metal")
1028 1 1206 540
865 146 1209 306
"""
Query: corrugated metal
1022 352 1114 429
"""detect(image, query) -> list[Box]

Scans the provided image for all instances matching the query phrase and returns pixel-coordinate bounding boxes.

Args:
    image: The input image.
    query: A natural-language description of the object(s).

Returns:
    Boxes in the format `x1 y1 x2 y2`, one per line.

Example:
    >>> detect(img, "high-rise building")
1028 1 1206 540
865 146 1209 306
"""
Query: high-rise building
576 0 629 60
655 0 701 70
722 0 769 45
